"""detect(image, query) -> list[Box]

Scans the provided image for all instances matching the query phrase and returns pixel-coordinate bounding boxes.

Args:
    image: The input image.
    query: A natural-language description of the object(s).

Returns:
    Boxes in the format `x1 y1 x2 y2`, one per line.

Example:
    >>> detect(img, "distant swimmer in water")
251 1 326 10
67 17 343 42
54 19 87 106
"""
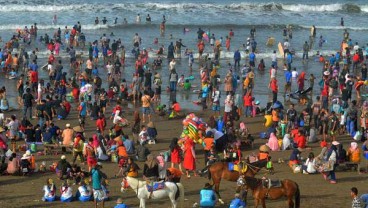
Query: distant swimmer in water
52 15 57 25
123 18 127 24
95 17 99 25
136 14 141 23
340 17 344 27
183 28 190 34
114 17 118 24
102 17 107 25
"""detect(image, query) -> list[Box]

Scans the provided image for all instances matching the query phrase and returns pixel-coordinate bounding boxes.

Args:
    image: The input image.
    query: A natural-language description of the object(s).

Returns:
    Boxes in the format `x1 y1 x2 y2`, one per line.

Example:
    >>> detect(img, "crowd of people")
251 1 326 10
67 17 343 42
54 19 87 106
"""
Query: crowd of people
0 12 367 207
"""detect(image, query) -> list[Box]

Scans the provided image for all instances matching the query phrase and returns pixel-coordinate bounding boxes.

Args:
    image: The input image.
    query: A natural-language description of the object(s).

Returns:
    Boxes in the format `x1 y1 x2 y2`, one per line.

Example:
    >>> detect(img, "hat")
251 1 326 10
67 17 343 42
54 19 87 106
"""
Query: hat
66 123 70 128
259 144 270 152
25 150 31 156
73 126 84 133
61 155 66 160
147 122 155 128
332 141 340 146
116 198 123 204
323 71 330 76
21 154 29 160
0 127 5 133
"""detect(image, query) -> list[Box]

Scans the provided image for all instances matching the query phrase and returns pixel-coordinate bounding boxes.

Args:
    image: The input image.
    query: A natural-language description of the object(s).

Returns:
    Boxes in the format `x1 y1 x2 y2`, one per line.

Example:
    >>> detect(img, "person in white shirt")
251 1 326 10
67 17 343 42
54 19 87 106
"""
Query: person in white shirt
169 59 176 71
76 180 92 202
271 50 277 68
60 181 73 202
270 66 276 79
42 178 57 202
136 14 141 23
302 152 317 174
353 42 360 51
291 67 299 91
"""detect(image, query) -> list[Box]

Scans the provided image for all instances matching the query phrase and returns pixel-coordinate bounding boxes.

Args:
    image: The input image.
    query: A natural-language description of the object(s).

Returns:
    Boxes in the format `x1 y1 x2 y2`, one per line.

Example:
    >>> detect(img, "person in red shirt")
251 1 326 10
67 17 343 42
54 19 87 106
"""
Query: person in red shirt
352 52 360 70
229 29 234 37
29 69 38 92
63 99 71 114
294 129 306 150
48 53 55 64
243 91 252 117
197 40 205 57
96 115 106 134
269 77 278 103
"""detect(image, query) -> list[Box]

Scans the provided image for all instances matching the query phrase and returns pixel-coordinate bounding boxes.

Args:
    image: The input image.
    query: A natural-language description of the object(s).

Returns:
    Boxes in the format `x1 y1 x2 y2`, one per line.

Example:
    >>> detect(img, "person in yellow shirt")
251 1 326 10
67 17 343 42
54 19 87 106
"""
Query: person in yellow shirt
347 142 361 163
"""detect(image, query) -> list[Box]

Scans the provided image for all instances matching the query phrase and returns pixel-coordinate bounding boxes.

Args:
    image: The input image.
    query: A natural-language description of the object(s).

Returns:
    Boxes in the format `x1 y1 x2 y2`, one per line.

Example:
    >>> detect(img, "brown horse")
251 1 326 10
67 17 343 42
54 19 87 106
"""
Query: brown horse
241 176 300 208
207 159 268 204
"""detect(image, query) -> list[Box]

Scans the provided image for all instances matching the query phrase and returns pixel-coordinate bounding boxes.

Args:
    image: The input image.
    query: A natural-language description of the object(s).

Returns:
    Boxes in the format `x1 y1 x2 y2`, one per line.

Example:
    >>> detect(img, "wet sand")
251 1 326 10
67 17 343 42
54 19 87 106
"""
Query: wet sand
0 101 366 208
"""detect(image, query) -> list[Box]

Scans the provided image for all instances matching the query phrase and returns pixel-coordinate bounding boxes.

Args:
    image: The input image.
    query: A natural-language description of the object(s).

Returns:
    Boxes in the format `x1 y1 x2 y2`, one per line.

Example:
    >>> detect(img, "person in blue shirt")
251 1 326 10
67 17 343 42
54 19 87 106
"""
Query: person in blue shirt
201 82 209 110
286 53 292 70
284 69 292 96
329 54 336 66
91 163 107 208
115 197 129 208
200 183 216 208
28 60 38 71
234 50 241 69
229 193 246 208
249 52 256 67
79 98 87 129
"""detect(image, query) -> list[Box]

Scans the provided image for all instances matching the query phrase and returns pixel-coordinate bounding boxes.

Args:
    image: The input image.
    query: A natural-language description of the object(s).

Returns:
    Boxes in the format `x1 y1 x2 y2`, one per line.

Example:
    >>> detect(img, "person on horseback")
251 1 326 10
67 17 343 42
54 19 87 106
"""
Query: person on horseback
143 154 159 198
199 147 219 175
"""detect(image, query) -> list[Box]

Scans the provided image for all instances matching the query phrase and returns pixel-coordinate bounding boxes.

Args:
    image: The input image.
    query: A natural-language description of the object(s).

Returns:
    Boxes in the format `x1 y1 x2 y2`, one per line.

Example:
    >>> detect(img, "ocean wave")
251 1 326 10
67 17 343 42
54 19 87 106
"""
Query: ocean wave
0 2 367 13
300 25 368 31
0 24 109 31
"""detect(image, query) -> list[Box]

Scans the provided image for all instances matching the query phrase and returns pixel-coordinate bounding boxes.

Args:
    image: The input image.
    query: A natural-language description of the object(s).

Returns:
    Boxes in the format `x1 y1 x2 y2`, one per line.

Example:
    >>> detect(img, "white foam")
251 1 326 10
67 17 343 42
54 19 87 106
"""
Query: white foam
300 25 368 31
0 24 109 31
282 3 343 12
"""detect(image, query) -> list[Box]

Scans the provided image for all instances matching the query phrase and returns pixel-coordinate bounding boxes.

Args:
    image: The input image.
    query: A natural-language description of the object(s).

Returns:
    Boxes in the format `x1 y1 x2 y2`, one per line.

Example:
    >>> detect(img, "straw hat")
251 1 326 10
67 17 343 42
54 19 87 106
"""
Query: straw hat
147 122 155 128
332 141 340 146
21 154 29 160
73 126 84 133
0 127 5 133
65 123 71 128
323 71 330 76
61 155 66 160
116 198 124 204
259 144 270 152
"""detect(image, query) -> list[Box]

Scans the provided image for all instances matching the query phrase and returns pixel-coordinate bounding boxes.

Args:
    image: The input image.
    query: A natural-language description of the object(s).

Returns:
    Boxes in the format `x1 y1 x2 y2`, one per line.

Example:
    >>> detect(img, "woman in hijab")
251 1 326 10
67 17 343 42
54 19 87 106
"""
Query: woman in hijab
267 132 280 151
347 142 360 163
42 178 57 202
169 137 183 172
183 137 196 178
143 154 159 180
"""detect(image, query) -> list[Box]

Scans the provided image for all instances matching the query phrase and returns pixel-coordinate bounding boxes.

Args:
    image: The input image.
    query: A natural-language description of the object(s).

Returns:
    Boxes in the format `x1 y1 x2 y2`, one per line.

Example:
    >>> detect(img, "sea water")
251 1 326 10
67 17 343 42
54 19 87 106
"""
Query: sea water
0 0 367 110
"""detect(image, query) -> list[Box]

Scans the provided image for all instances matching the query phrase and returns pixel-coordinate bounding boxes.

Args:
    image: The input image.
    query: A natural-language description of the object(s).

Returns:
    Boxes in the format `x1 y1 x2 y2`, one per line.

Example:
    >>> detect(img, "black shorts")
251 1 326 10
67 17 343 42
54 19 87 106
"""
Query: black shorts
70 57 76 63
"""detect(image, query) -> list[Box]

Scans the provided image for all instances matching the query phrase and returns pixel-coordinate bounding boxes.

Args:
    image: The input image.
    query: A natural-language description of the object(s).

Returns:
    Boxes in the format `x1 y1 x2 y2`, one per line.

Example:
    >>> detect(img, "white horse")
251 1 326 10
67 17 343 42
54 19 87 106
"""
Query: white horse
121 176 184 208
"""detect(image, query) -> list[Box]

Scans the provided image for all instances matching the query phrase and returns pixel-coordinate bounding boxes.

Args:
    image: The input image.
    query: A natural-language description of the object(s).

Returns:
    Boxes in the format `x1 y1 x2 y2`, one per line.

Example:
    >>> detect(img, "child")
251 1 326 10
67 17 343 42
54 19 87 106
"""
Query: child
20 154 31 176
76 180 92 202
156 104 167 117
42 178 57 202
147 122 157 144
169 101 181 119
114 198 129 208
60 181 73 202
138 125 148 145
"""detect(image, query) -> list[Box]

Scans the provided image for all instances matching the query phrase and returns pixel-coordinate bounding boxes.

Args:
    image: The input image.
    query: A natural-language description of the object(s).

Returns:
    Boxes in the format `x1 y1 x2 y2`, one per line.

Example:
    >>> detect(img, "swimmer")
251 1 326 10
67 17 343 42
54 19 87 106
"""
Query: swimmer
52 15 57 25
102 17 107 25
136 14 141 23
153 38 158 45
95 17 99 25
114 17 118 24
123 18 128 24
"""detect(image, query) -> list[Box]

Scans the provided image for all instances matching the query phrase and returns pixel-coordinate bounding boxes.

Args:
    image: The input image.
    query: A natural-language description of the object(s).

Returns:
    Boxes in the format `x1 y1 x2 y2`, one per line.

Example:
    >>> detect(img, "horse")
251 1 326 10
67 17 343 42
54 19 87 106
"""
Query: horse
240 176 300 208
207 159 268 204
121 176 184 208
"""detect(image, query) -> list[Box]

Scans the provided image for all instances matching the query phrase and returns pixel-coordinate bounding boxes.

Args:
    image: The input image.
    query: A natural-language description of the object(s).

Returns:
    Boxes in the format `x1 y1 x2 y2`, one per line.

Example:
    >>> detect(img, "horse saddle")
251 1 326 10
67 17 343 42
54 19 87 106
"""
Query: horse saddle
146 181 165 192
262 178 282 189
228 162 248 173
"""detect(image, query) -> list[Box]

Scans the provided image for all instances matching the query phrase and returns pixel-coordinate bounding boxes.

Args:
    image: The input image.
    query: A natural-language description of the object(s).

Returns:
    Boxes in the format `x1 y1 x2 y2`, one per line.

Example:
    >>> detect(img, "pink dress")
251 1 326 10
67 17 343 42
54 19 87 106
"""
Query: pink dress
54 42 60 55
267 133 280 151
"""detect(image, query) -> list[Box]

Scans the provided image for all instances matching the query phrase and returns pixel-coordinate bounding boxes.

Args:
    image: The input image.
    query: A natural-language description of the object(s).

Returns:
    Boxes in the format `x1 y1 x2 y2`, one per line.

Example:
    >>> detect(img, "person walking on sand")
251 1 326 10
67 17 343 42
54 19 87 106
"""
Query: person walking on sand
183 137 196 178
141 90 152 123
